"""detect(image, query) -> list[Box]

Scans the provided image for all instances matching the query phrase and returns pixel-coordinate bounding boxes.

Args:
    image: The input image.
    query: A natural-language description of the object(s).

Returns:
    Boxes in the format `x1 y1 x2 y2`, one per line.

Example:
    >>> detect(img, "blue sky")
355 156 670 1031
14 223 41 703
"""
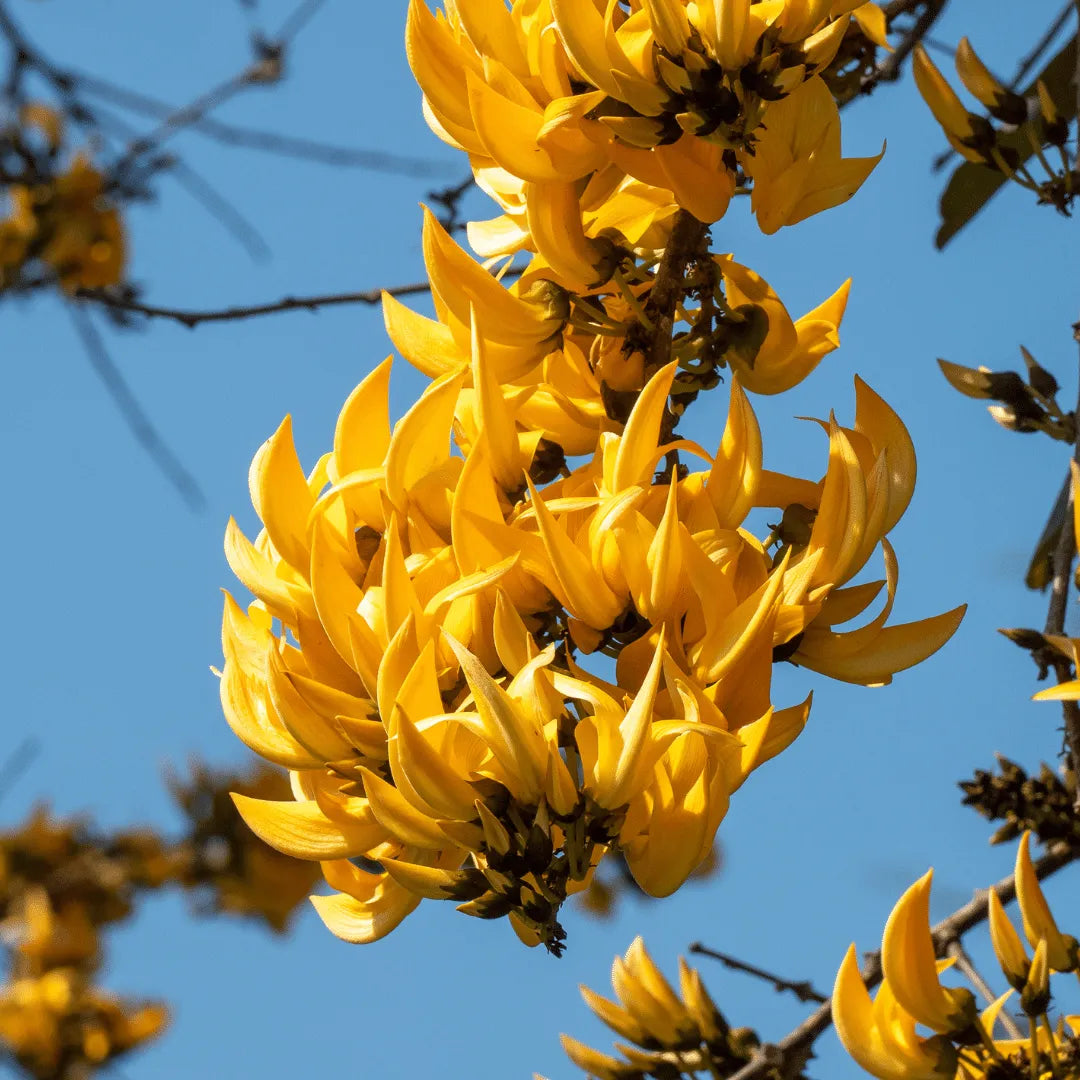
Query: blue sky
2 1 1078 1077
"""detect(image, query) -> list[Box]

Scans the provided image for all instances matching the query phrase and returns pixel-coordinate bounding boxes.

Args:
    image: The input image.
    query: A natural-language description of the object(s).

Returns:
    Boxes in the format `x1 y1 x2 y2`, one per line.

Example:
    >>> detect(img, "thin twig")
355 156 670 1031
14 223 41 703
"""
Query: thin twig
1015 3 1075 90
688 944 827 1004
77 268 523 328
78 280 431 326
944 940 1023 1038
870 0 947 85
276 0 328 45
722 842 1080 1080
166 157 272 262
72 70 451 176
0 737 39 808
68 305 205 509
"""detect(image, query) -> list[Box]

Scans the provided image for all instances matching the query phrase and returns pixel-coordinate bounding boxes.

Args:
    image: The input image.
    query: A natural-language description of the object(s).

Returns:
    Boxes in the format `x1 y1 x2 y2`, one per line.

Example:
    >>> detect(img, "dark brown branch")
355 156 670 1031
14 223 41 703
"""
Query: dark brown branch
870 0 948 86
78 267 524 328
1040 323 1080 809
688 944 827 1004
644 209 709 374
77 280 434 327
722 841 1080 1080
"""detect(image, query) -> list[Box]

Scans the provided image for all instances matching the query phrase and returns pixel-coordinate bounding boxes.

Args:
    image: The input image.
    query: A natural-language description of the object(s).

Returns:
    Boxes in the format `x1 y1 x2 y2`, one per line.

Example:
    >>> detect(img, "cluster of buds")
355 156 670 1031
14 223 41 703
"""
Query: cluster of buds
914 42 1077 214
938 350 1073 443
0 104 126 294
835 833 1080 1080
961 755 1080 848
221 0 963 955
556 937 777 1080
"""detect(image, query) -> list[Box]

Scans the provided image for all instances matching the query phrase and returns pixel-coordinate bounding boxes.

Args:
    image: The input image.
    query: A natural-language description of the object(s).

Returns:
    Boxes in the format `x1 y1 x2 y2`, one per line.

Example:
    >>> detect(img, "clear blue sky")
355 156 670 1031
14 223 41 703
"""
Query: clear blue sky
2 2 1078 1077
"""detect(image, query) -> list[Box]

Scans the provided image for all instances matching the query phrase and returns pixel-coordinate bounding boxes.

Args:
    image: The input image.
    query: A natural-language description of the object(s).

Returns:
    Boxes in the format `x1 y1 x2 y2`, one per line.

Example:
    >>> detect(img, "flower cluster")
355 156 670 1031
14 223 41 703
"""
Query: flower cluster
557 937 778 1080
408 0 887 273
221 0 963 954
834 833 1080 1080
0 104 126 293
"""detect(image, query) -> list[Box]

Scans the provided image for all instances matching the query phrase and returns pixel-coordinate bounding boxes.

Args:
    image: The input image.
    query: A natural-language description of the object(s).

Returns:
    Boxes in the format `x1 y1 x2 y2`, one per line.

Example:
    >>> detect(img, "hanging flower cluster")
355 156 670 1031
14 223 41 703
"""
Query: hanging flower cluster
221 0 963 954
0 104 126 293
834 833 1080 1080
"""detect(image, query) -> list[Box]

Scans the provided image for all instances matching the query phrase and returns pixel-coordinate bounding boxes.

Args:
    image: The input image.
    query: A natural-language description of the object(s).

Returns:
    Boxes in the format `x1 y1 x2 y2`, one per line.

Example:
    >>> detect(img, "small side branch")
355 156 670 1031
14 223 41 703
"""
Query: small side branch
870 0 948 86
722 841 1080 1080
688 944 827 1004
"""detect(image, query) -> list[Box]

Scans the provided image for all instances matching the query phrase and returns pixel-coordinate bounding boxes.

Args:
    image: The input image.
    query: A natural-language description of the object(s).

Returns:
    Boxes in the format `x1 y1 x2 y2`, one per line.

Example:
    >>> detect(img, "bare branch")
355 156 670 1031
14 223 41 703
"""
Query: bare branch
869 0 948 87
275 0 328 45
688 944 827 1004
68 306 205 509
723 841 1080 1080
77 268 523 328
77 280 432 327
72 70 452 175
0 737 39 808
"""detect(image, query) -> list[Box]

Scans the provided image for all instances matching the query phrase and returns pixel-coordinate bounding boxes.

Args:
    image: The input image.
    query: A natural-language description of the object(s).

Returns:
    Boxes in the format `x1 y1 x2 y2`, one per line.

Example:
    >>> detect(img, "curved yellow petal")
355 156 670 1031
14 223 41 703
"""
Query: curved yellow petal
231 793 385 860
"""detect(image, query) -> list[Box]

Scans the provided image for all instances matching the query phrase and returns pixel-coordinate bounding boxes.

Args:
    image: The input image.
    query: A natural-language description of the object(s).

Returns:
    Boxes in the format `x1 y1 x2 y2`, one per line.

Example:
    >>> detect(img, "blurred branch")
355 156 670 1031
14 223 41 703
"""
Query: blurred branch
688 944 827 1004
943 940 1023 1038
68 306 205 509
275 0 328 45
72 71 452 176
0 737 39 808
867 0 947 87
723 841 1080 1080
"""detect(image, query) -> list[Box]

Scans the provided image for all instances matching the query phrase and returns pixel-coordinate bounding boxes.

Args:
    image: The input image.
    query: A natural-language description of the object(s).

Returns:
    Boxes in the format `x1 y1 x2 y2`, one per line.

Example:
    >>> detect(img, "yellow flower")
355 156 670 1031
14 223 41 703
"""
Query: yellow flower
912 45 989 164
1014 832 1079 972
716 256 851 394
881 870 977 1035
833 945 958 1080
748 76 884 234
